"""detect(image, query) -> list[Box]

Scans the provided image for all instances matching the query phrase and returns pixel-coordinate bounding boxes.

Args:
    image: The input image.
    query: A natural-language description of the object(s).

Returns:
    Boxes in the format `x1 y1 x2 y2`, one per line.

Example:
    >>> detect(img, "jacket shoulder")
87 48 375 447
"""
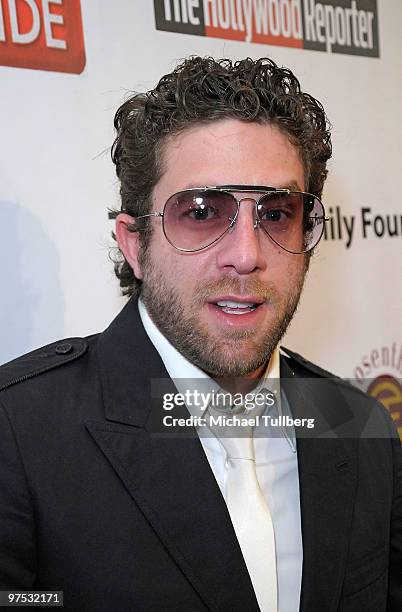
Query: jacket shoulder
281 345 375 401
281 346 394 407
0 338 91 392
281 346 340 379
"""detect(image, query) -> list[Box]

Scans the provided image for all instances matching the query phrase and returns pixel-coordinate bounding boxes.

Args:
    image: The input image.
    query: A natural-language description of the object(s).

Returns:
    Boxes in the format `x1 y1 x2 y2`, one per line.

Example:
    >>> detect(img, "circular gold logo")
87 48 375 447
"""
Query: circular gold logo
367 375 402 441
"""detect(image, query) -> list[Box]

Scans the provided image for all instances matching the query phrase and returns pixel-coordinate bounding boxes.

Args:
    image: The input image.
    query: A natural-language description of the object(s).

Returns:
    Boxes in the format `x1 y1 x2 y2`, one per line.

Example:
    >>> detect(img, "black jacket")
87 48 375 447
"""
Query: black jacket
0 298 401 611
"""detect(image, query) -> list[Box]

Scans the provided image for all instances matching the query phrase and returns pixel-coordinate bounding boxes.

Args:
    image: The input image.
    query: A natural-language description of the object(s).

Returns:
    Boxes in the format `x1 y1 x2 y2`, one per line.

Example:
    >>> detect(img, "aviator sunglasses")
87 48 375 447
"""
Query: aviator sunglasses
133 185 327 254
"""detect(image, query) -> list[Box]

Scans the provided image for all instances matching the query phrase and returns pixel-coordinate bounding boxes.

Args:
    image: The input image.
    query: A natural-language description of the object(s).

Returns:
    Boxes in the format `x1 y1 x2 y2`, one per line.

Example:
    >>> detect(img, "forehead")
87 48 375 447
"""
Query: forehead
153 119 305 204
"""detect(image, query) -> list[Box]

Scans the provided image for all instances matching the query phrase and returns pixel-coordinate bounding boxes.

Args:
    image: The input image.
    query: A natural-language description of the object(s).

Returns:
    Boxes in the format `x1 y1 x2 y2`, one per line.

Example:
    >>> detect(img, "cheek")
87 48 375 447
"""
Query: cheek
269 246 298 271
284 257 306 285
268 251 305 288
173 254 215 293
146 232 175 270
152 246 201 290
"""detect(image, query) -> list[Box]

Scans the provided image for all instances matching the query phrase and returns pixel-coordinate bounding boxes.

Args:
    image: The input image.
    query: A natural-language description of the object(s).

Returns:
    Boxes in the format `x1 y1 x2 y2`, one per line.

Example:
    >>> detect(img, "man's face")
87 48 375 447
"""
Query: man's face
128 119 308 378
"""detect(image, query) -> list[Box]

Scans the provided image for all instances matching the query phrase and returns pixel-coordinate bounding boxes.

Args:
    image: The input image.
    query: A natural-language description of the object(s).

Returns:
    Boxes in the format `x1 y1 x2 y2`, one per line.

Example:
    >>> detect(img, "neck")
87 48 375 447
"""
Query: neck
211 362 267 395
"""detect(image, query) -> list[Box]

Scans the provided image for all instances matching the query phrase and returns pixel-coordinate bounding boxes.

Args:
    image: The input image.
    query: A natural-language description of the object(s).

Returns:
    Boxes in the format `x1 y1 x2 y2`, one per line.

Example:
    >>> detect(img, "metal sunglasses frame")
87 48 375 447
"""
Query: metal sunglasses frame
132 184 328 254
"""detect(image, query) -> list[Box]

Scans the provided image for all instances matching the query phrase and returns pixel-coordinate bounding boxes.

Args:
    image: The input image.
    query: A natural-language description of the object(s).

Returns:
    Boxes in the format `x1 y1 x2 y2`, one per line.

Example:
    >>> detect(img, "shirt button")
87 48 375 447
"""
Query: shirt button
55 343 73 355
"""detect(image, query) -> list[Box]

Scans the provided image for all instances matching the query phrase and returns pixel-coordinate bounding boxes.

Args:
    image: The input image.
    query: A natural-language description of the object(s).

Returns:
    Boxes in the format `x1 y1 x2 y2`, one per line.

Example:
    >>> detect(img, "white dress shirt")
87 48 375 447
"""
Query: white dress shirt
138 298 303 612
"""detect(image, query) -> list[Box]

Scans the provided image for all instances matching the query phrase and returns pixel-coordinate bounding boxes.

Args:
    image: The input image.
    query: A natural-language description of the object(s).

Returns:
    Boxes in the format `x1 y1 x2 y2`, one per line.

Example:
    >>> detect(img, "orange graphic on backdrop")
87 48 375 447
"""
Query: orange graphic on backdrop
368 375 402 441
0 0 85 74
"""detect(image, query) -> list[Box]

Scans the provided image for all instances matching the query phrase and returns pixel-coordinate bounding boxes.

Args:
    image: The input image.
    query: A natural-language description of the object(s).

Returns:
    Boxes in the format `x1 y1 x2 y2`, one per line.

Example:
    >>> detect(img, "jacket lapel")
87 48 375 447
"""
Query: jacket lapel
281 356 358 611
86 298 260 612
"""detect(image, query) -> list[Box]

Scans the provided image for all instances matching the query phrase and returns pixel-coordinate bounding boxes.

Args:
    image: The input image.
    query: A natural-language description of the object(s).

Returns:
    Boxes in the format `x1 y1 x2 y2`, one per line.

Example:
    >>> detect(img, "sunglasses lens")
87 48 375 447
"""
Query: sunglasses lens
257 192 324 253
163 190 237 250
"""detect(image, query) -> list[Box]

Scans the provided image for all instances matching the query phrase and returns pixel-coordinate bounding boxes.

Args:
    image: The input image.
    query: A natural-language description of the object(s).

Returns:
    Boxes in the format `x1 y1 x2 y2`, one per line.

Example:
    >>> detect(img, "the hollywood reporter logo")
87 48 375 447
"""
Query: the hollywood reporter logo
0 0 85 74
154 0 379 58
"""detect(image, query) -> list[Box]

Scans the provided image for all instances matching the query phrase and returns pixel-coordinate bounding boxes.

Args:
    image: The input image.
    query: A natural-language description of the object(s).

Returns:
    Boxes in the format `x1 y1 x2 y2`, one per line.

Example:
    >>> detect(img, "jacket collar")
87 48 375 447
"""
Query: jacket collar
97 296 169 427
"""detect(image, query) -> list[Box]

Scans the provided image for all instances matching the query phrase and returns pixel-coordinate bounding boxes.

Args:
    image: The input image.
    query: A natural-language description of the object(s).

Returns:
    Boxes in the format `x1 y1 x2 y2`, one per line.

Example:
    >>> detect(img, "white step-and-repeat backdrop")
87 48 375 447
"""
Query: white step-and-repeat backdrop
1 0 401 437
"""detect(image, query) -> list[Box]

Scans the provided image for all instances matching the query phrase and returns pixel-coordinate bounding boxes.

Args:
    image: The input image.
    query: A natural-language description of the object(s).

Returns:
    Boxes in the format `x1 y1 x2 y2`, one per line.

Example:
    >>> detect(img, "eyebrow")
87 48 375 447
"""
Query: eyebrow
277 181 303 191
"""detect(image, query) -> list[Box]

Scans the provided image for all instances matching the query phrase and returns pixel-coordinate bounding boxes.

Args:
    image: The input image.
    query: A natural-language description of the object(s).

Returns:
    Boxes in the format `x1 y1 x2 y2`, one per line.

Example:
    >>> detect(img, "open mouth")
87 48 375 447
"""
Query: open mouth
214 300 260 315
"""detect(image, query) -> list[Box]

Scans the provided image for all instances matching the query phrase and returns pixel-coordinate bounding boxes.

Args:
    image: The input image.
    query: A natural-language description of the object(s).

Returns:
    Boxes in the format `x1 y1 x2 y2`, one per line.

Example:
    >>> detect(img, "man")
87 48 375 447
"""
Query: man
0 57 400 612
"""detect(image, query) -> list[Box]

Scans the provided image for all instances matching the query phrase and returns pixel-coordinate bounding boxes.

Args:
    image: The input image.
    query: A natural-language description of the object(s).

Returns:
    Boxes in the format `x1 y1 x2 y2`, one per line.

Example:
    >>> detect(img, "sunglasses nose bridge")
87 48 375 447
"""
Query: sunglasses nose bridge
237 195 258 206
230 195 260 231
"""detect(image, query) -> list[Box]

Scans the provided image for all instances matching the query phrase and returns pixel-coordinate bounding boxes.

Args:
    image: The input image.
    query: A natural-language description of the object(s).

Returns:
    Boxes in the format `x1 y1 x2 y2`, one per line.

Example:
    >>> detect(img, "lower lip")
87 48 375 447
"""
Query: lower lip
206 303 266 327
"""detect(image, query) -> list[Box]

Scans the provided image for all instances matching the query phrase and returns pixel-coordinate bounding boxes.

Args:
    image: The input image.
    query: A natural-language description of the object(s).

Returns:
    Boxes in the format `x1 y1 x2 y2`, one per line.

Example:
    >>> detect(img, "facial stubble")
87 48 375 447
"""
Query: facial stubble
140 247 308 378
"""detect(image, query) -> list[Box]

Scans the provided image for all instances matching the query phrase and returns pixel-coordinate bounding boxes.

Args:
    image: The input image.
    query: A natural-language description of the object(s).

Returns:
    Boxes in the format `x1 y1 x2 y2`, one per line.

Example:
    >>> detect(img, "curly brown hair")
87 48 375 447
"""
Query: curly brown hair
110 56 332 297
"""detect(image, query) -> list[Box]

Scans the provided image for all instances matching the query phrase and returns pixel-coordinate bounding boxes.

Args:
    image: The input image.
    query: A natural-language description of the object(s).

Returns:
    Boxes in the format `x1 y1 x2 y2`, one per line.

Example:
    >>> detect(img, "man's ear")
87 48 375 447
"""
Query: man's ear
115 213 144 280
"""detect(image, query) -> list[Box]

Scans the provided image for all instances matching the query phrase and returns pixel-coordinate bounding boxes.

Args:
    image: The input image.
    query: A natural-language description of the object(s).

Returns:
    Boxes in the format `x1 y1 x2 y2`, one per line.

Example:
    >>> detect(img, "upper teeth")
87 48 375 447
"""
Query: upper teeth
217 300 255 308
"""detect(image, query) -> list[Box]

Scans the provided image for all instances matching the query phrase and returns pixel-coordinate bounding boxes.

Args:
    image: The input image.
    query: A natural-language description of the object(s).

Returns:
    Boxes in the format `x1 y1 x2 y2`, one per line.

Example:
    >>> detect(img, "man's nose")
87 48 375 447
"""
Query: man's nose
215 199 267 274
